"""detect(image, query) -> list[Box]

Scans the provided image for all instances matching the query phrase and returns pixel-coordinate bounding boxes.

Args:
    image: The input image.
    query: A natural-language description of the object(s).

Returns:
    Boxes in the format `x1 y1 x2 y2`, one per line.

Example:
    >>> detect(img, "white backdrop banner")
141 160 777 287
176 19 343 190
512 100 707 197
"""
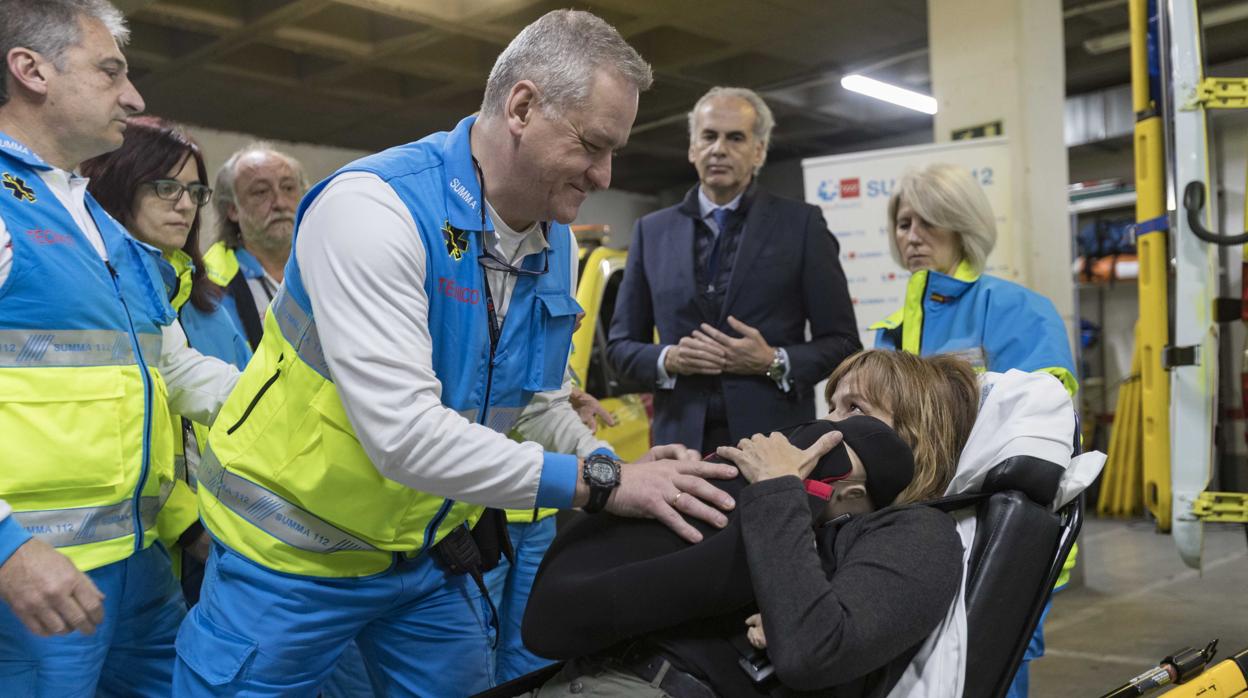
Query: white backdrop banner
802 138 1014 348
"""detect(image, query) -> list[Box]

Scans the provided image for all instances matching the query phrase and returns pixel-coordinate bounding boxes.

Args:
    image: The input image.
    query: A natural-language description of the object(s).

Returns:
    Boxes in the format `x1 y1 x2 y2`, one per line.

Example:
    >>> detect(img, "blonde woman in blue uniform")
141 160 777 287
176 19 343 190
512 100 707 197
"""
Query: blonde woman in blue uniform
871 162 1076 697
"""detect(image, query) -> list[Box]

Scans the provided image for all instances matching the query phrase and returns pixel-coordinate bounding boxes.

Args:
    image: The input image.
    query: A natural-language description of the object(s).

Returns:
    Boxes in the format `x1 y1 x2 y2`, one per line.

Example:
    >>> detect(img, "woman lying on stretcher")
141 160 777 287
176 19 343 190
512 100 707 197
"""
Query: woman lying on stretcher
520 349 982 698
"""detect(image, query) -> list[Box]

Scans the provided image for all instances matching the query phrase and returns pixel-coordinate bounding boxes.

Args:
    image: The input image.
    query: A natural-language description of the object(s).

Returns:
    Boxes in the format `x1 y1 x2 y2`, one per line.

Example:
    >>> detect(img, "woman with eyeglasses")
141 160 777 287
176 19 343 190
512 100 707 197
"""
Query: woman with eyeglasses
81 117 250 369
80 116 246 604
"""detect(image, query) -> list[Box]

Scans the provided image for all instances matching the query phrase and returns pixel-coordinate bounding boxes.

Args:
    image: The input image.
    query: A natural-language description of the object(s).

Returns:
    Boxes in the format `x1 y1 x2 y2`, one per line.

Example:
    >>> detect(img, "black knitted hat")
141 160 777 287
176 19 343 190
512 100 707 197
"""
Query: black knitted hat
786 416 915 507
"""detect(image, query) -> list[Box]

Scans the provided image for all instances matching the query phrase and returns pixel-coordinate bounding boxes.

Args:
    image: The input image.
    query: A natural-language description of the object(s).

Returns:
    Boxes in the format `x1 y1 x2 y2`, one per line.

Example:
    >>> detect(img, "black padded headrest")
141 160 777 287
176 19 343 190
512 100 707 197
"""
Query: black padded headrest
979 455 1064 507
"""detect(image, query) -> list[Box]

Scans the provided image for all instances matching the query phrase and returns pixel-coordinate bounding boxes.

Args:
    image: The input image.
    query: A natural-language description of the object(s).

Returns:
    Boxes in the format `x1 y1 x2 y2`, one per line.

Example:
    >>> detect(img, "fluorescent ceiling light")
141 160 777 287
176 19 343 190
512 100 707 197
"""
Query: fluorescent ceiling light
841 74 937 114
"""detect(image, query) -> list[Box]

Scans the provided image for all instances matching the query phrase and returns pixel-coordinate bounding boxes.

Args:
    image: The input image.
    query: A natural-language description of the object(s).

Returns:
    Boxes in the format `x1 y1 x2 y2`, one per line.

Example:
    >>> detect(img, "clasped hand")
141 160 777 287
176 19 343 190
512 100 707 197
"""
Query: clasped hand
664 316 774 376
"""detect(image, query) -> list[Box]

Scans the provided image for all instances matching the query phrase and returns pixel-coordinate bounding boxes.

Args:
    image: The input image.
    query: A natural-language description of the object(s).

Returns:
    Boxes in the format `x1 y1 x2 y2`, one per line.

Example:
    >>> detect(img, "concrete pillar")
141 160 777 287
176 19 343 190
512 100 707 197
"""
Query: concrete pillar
929 0 1074 335
929 0 1081 587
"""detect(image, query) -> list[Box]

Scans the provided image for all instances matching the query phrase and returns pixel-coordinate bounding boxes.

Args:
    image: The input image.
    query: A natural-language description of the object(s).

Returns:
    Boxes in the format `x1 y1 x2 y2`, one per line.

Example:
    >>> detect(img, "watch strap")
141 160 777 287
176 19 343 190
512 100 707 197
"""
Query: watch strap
585 484 612 513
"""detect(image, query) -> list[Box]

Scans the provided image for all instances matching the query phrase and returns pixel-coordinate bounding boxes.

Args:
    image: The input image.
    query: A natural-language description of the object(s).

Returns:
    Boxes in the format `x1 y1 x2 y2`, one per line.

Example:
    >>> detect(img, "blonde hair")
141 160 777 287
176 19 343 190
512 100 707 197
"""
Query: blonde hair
825 350 979 505
887 163 997 275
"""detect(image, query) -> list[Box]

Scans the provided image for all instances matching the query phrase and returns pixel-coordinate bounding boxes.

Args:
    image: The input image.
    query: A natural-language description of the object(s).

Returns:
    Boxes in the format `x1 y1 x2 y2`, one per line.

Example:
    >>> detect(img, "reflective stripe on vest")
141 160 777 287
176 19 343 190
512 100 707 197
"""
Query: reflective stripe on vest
173 454 199 492
945 346 987 371
0 330 162 367
174 454 188 489
198 445 377 554
483 406 523 433
454 406 523 433
12 482 173 548
271 286 329 379
176 418 202 491
272 291 528 437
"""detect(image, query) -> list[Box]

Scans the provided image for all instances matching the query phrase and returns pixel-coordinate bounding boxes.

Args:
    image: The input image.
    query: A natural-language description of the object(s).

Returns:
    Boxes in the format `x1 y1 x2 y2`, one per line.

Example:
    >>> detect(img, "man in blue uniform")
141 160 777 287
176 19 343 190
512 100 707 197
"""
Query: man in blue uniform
174 10 739 697
0 2 237 695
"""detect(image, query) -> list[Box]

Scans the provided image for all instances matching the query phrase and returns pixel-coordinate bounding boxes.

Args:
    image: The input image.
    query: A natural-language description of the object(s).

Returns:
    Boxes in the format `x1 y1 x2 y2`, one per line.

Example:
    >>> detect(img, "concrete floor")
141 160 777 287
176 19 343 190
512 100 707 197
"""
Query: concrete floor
1031 518 1248 696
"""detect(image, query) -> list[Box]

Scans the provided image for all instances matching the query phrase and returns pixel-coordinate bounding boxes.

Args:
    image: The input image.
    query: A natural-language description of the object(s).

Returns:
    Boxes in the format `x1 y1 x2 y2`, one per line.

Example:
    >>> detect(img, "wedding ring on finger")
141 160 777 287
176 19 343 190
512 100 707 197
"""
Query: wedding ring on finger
672 492 686 508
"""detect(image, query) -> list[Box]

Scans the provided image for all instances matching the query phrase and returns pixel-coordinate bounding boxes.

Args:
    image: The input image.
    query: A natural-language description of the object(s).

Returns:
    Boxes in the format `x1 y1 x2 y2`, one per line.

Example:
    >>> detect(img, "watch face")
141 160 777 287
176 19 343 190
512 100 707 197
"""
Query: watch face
586 459 618 486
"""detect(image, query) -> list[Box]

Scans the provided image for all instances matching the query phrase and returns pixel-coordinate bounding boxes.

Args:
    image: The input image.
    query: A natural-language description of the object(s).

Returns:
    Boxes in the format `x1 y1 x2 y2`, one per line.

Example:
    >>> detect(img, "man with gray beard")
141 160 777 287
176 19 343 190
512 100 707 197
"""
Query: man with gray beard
202 142 306 348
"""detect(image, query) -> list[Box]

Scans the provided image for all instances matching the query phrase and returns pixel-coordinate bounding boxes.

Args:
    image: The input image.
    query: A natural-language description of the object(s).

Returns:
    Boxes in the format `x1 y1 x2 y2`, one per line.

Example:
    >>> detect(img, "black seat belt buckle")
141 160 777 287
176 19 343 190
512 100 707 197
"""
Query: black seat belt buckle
737 648 775 683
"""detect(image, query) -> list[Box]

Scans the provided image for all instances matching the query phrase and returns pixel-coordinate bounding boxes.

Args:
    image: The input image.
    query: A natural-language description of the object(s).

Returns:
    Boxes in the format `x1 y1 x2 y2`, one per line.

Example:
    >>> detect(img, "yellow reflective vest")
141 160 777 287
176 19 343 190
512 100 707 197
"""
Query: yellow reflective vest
0 137 178 572
201 241 239 289
198 117 580 578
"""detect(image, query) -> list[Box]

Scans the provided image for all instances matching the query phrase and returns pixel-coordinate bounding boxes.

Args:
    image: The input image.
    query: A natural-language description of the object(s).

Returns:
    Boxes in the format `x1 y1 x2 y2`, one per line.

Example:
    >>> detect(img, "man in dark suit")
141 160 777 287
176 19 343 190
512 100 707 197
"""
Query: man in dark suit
608 87 860 453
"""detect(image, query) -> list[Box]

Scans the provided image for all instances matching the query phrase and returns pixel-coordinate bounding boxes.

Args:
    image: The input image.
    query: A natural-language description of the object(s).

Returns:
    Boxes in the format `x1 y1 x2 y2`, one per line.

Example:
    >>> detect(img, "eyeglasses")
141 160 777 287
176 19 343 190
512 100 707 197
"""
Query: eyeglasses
145 179 212 207
477 246 549 277
471 156 549 278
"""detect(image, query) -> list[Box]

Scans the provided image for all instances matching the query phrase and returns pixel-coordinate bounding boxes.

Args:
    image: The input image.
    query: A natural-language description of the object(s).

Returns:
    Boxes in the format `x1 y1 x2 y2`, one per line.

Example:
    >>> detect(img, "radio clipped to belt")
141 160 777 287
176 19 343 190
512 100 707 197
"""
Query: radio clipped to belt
430 508 516 646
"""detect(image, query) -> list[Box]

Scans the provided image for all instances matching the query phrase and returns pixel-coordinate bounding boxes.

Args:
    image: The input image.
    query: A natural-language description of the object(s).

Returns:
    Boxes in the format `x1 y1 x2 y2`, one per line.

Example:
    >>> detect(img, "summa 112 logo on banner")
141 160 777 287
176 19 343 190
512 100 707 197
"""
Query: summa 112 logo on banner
817 177 861 202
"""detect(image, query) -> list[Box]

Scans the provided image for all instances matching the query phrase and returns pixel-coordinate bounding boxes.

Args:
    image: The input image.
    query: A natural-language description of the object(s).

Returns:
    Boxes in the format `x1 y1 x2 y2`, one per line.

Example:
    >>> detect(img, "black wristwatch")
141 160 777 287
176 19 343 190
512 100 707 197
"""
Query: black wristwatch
581 453 621 514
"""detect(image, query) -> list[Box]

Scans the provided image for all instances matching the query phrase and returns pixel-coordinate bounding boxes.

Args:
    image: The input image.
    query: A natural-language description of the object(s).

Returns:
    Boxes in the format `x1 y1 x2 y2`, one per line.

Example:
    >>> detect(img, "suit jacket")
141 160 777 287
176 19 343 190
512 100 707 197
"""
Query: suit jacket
607 184 861 449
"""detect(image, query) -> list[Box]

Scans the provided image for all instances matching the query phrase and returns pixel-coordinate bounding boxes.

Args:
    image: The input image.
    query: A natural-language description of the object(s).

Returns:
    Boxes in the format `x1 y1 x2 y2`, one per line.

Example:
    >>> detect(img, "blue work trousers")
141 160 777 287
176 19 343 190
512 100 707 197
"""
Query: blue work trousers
174 542 496 697
320 641 382 698
484 518 558 684
0 542 187 697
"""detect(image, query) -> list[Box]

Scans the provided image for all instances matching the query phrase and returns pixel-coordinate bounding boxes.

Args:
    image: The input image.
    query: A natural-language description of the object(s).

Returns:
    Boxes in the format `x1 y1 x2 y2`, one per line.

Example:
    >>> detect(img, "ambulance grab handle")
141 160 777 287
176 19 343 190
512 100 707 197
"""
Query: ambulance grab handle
1184 181 1248 245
